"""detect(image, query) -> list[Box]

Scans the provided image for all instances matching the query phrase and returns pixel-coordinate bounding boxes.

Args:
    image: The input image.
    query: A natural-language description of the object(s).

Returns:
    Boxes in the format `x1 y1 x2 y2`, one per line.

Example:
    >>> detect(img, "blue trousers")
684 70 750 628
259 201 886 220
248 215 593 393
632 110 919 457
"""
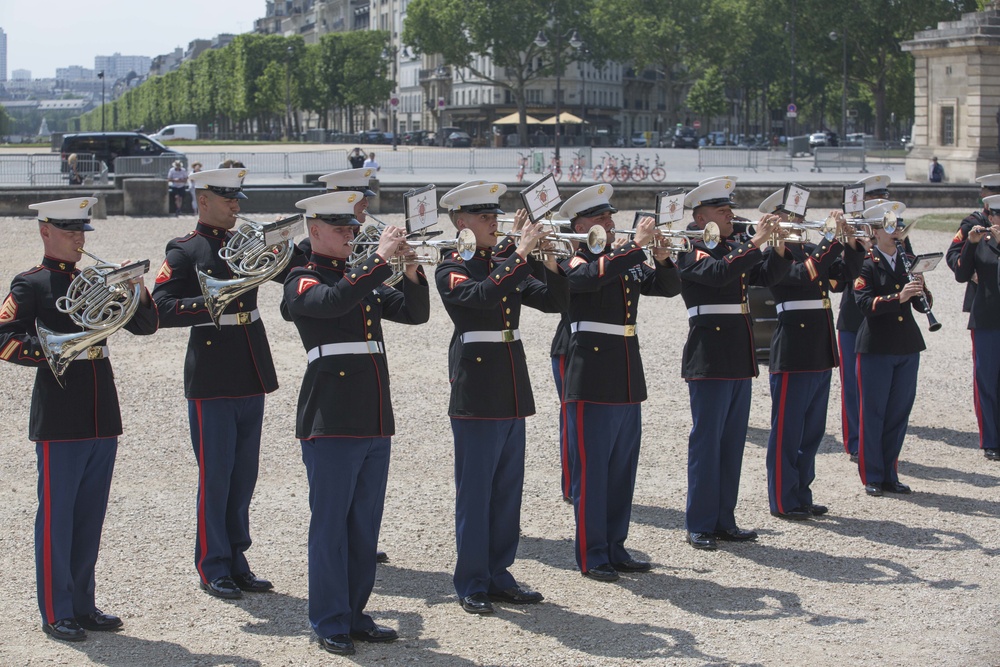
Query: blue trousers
767 371 831 514
301 436 389 638
858 353 919 486
686 379 751 533
566 401 641 572
972 329 1000 451
188 395 264 584
35 438 117 624
451 418 524 598
551 355 571 500
838 330 860 456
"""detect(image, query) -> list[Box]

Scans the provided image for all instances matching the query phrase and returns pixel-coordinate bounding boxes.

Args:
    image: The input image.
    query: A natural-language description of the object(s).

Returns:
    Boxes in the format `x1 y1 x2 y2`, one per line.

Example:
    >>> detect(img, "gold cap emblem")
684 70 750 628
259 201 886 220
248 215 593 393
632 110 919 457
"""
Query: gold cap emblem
364 169 373 177
238 169 247 178
598 185 606 194
347 193 358 203
490 184 499 194
725 182 732 189
79 199 89 208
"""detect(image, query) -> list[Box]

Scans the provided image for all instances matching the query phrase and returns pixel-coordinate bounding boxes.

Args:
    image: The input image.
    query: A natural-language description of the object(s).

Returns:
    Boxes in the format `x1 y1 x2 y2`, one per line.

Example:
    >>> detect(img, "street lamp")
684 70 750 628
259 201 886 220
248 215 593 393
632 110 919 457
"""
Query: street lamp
829 29 848 139
285 46 293 141
534 28 583 163
97 70 105 132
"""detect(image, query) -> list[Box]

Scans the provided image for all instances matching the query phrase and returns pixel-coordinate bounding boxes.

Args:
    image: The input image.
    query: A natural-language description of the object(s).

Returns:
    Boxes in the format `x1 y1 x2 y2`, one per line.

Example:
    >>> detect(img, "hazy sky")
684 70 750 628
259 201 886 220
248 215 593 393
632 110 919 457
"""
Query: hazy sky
0 1 265 78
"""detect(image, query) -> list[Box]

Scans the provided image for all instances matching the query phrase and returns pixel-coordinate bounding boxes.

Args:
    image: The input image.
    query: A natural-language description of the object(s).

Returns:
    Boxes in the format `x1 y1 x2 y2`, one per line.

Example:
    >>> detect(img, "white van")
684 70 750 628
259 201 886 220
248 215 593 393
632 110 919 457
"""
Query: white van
150 124 198 142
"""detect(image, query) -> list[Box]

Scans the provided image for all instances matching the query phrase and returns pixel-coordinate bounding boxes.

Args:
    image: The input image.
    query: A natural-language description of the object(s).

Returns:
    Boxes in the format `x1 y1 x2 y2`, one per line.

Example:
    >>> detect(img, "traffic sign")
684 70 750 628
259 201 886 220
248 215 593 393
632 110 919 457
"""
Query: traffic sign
693 120 702 129
787 103 797 114
390 96 399 107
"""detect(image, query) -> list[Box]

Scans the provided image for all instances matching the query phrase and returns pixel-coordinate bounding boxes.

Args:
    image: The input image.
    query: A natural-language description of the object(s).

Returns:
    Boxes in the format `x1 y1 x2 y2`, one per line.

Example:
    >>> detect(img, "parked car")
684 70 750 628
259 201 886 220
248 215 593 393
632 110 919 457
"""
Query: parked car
671 126 699 149
360 129 386 144
149 124 198 142
421 131 438 146
60 132 181 172
630 131 647 147
402 129 430 145
445 131 472 148
809 130 839 151
707 131 727 146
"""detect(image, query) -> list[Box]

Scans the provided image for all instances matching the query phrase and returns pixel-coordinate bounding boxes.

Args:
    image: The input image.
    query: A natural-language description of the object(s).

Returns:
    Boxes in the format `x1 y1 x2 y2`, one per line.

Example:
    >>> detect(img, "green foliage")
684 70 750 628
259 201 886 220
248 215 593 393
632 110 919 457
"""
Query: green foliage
686 67 727 119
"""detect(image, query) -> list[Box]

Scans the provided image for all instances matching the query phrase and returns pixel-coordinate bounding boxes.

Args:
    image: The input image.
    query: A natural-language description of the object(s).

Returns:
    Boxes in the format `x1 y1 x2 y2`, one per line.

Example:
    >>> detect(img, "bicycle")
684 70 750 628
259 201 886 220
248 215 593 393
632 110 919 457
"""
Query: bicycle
593 152 618 182
547 155 563 182
650 153 667 182
616 154 633 182
515 152 529 182
567 151 586 183
631 153 649 182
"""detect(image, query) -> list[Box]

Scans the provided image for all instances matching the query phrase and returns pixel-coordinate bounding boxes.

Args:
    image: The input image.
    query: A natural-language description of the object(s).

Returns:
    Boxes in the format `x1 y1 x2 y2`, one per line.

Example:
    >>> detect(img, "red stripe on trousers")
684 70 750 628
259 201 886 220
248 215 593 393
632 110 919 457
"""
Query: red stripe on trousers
972 331 984 449
194 400 209 583
574 404 589 572
856 355 867 485
837 335 849 453
774 374 788 514
42 442 55 623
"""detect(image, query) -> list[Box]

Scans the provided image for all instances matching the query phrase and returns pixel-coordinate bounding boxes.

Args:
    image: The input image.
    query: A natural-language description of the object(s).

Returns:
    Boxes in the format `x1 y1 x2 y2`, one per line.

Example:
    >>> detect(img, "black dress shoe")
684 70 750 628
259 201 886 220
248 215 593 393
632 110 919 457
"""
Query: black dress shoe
488 586 544 603
460 592 494 614
686 532 718 550
611 558 653 572
201 576 243 599
865 483 883 497
350 625 398 642
883 481 912 494
582 563 620 582
42 618 86 642
985 448 1000 461
770 508 811 520
376 550 389 564
849 453 859 463
319 634 355 655
806 504 829 516
75 610 123 632
232 571 273 592
715 527 758 542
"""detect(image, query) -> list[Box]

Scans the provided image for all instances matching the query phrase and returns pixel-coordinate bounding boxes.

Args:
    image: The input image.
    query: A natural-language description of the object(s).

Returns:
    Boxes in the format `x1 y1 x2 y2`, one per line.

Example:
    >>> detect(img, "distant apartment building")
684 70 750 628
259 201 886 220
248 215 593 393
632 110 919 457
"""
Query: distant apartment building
56 66 96 81
94 53 151 81
11 69 30 81
0 28 7 82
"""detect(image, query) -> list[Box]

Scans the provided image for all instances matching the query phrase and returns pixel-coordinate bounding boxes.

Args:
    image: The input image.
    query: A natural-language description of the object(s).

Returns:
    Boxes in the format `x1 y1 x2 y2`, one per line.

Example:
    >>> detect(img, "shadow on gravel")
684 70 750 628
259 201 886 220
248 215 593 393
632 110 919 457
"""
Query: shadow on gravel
728 544 977 591
69 632 261 667
804 513 983 552
499 599 739 665
616 569 856 629
906 425 980 449
629 503 686 532
236 591 311 637
900 460 1000 488
743 426 841 453
892 489 1000 521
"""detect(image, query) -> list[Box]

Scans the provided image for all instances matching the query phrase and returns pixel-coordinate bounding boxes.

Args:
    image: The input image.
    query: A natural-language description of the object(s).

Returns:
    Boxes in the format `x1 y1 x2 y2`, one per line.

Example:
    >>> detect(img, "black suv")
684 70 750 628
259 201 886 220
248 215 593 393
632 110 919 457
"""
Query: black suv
672 126 699 148
60 132 180 171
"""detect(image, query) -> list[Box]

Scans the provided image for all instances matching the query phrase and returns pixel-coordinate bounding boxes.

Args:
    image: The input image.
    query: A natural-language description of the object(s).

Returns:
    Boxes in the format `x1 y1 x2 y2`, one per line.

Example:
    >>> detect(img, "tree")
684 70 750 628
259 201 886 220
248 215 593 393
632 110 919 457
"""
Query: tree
686 66 728 129
404 0 600 146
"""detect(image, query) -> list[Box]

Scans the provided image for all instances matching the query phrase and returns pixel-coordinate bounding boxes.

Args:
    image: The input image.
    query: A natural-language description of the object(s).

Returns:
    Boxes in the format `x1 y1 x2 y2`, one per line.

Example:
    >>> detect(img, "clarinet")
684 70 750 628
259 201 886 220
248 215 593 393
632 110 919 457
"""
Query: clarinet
895 239 942 332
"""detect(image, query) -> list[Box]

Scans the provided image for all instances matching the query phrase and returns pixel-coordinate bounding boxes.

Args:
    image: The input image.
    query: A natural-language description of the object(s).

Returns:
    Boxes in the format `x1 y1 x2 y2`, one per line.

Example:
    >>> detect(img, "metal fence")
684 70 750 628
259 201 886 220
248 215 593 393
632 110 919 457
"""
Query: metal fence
810 147 867 173
697 147 761 171
0 154 104 186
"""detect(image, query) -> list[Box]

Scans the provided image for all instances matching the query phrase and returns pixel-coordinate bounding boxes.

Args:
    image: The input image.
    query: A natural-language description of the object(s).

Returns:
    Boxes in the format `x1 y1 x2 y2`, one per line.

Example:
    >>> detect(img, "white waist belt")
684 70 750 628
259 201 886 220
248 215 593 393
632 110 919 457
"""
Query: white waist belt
195 309 261 327
570 321 637 337
460 329 520 344
72 345 109 362
775 299 831 313
307 341 384 362
686 304 748 318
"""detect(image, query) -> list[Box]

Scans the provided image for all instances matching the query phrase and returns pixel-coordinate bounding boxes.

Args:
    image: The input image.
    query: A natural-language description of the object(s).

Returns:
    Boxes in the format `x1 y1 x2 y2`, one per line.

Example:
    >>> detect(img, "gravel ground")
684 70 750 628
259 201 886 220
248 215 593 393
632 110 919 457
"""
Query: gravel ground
0 208 997 667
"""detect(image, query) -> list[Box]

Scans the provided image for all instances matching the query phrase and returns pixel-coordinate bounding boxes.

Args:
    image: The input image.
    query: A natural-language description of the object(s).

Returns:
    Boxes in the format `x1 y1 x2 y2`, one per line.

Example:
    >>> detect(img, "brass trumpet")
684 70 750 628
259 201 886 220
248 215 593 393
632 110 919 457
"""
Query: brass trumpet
396 228 477 266
841 210 898 241
770 214 838 245
493 226 607 259
611 222 721 252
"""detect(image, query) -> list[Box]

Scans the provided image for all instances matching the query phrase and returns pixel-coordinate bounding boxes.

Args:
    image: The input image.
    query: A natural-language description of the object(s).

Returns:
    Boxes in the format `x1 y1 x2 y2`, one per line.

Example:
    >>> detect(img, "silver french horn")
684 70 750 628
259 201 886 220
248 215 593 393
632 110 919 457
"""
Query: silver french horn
347 220 406 287
197 214 303 327
36 249 149 387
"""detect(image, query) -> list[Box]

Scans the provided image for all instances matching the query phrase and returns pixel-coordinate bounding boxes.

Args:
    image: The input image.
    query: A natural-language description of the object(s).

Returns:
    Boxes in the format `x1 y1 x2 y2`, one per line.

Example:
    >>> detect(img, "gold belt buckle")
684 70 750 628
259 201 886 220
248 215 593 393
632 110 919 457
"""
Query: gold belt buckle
237 311 251 325
87 346 102 360
822 298 831 309
501 329 515 343
623 324 636 337
741 302 750 314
